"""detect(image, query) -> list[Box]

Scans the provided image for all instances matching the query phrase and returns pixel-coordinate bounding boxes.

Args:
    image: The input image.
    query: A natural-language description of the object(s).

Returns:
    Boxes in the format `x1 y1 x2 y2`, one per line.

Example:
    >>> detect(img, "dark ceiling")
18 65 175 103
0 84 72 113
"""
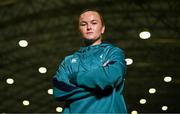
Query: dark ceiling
0 0 180 113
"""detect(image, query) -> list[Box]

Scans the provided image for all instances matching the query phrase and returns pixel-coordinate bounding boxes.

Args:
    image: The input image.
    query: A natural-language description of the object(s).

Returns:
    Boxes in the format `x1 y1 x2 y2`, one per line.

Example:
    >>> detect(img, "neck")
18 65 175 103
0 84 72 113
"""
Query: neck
83 37 102 46
91 39 102 46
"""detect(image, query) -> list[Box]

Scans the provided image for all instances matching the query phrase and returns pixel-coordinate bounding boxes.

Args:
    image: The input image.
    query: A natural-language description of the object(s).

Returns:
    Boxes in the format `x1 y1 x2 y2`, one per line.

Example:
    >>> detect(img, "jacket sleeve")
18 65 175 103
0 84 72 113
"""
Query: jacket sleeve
53 59 91 102
69 48 126 90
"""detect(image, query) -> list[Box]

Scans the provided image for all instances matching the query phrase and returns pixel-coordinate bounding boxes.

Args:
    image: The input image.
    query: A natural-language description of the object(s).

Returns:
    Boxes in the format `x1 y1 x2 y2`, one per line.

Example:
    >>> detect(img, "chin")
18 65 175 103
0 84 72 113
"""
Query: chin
84 37 96 40
84 36 97 39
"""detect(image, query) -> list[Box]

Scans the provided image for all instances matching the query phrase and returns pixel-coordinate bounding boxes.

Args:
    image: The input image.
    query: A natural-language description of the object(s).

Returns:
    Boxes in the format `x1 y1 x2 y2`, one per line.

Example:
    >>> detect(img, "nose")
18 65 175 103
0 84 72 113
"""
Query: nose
87 24 92 31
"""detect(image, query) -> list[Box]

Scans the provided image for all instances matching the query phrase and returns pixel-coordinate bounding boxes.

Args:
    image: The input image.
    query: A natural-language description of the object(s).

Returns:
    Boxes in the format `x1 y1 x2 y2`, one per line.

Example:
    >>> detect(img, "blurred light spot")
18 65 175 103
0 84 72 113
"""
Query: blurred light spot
149 88 156 94
139 31 151 39
140 99 146 104
131 110 138 114
125 58 133 65
23 100 30 106
56 107 63 112
162 106 168 111
164 76 172 82
48 89 53 95
6 78 14 84
19 40 28 47
38 67 47 74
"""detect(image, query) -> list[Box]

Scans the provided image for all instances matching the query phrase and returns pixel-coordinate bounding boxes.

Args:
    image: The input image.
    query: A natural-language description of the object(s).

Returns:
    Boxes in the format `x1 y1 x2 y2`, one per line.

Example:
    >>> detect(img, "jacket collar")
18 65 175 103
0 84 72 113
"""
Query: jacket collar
78 41 110 53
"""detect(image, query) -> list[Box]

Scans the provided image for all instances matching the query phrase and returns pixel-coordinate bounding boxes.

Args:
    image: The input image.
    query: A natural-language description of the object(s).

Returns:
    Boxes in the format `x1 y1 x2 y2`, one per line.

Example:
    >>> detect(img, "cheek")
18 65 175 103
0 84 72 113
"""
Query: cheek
94 26 103 34
79 27 86 34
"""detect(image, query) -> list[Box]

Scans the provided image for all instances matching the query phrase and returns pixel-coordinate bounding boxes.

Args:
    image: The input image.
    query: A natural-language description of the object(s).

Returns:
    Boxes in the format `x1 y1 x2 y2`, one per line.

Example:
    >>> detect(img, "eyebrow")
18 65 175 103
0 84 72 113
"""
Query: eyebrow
80 20 98 23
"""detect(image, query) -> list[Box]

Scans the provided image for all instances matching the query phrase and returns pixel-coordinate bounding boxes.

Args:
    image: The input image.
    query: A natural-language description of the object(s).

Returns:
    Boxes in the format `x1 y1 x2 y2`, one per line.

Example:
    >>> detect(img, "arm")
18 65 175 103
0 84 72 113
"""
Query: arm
69 48 126 90
53 79 91 102
53 59 91 102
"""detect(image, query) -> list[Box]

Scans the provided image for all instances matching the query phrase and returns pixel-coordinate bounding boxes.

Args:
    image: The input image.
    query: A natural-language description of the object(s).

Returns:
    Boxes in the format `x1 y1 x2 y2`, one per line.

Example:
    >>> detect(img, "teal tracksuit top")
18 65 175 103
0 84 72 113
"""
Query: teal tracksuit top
53 42 127 113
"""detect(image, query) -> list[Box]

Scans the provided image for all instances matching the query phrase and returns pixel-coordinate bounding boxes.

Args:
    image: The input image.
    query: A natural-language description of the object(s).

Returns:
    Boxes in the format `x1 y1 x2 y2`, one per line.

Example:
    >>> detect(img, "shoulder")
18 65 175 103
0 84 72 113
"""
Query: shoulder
103 42 124 54
63 54 74 64
64 54 73 61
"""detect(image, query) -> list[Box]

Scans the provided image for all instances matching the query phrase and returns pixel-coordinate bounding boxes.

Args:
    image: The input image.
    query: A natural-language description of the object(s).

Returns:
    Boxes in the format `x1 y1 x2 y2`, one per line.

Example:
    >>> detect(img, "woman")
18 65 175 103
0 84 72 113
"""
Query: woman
53 9 127 113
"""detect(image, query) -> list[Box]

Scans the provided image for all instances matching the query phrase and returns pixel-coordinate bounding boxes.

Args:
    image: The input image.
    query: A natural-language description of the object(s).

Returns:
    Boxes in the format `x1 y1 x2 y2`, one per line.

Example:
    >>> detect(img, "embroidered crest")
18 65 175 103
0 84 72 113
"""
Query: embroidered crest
100 54 103 59
71 58 77 63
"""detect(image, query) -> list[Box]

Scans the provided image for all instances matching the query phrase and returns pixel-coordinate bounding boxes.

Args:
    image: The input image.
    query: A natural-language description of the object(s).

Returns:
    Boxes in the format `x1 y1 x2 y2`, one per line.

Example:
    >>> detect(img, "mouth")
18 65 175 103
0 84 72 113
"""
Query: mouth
86 32 93 35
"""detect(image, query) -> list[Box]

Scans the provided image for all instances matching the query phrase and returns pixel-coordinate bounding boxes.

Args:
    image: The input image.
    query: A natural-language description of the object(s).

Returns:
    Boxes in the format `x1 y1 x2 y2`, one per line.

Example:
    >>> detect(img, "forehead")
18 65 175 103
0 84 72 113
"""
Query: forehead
79 11 101 21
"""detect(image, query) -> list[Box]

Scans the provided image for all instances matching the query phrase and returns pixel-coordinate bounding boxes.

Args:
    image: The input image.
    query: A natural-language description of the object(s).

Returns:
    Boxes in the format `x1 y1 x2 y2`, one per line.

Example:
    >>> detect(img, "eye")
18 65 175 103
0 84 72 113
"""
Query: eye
91 21 97 25
80 22 86 26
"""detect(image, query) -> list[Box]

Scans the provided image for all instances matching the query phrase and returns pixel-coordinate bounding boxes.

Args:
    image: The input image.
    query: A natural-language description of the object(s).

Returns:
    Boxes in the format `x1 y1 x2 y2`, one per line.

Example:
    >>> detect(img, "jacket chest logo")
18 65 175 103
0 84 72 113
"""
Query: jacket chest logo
100 54 103 59
71 58 77 63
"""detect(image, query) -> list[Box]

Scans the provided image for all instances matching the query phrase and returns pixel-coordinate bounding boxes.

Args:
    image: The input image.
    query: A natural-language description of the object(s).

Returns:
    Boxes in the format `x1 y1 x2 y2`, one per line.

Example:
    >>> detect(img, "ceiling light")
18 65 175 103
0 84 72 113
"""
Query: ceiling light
48 89 53 95
125 58 133 65
19 40 28 47
140 99 146 104
162 106 168 111
23 100 30 106
164 76 172 82
131 110 138 114
6 78 14 84
149 88 156 94
38 67 47 74
56 107 63 112
139 31 151 39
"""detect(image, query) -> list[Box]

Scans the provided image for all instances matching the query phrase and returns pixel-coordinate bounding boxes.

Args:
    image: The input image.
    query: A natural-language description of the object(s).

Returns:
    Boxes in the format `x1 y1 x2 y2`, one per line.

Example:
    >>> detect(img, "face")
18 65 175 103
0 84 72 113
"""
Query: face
79 11 105 41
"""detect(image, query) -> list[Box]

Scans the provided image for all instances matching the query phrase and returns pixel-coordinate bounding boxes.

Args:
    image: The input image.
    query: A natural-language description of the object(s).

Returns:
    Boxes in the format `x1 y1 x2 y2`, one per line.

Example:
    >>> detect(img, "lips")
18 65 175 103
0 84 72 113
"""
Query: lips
86 32 93 34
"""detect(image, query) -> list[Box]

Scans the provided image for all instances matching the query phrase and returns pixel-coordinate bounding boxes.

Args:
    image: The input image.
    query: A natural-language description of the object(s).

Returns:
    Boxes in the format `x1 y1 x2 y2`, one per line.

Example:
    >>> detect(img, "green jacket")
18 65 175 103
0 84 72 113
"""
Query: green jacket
53 42 127 113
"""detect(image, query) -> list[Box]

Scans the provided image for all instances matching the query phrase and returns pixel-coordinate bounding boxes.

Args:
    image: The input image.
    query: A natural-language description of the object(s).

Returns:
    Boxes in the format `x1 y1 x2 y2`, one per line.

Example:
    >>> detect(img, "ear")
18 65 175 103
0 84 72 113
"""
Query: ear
101 26 105 34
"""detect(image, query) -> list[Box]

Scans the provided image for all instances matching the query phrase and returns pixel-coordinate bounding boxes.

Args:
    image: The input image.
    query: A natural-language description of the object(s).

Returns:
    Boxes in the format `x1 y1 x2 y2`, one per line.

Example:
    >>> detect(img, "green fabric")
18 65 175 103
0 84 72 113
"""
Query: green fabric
53 42 127 113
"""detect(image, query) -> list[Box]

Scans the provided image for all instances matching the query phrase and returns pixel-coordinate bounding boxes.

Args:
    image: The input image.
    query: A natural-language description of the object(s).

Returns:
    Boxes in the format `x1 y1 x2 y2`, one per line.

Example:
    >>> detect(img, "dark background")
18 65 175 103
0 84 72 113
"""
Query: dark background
0 0 180 113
